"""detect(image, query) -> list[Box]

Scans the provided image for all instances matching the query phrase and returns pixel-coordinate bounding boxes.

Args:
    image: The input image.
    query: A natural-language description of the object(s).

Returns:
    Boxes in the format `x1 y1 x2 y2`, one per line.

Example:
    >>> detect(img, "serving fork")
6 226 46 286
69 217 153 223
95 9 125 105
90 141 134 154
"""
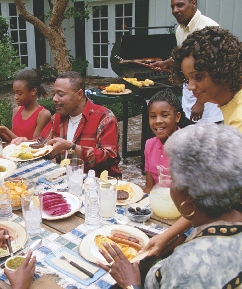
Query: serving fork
52 249 94 278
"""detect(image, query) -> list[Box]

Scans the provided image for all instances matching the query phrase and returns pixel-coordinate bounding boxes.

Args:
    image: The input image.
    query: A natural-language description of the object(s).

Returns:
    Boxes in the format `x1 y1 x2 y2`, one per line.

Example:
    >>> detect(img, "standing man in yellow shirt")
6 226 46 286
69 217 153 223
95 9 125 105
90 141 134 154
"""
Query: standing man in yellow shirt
151 0 224 124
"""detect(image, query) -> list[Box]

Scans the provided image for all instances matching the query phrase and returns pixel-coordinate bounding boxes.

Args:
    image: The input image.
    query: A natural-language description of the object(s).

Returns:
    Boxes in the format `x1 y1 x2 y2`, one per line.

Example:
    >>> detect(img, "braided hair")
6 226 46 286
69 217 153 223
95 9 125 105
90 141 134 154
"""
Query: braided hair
14 69 48 98
148 88 190 128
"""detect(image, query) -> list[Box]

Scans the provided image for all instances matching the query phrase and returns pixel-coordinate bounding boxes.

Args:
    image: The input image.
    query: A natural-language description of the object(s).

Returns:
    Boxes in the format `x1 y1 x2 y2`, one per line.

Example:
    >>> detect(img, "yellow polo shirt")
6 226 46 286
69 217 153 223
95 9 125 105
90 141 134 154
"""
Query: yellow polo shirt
220 89 242 133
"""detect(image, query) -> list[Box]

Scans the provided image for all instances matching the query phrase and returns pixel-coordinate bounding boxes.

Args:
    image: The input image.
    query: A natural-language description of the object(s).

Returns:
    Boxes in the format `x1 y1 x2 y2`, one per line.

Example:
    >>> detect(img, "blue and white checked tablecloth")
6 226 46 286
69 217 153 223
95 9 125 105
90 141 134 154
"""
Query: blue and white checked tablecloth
0 159 168 288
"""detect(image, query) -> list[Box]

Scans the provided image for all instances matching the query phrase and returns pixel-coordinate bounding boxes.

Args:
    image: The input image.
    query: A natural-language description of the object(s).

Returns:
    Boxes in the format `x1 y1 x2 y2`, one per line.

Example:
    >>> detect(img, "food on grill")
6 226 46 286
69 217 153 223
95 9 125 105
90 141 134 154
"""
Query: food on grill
94 229 144 260
123 78 154 87
117 190 129 202
42 192 71 216
117 183 134 201
105 84 125 93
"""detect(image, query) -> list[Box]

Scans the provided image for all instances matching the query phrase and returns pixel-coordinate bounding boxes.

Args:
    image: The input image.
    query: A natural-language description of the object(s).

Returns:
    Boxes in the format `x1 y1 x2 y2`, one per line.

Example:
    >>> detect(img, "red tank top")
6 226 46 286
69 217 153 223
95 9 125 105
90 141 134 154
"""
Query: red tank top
12 106 44 140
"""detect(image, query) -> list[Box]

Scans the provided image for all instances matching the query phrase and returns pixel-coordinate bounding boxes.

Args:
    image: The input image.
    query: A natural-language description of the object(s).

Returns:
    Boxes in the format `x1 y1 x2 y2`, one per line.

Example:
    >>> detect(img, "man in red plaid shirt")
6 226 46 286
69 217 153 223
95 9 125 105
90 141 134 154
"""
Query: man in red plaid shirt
13 71 121 177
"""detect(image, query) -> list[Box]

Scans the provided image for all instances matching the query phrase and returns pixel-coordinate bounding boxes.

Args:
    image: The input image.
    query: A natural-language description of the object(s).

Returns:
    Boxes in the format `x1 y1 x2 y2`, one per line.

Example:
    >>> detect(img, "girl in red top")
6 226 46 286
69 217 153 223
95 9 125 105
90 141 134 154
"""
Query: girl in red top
0 69 51 142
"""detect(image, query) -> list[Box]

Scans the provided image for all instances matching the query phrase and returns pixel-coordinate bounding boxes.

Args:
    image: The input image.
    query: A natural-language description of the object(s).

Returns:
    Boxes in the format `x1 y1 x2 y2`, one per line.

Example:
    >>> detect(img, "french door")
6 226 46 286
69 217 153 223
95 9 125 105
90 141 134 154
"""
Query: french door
0 1 36 68
85 0 134 77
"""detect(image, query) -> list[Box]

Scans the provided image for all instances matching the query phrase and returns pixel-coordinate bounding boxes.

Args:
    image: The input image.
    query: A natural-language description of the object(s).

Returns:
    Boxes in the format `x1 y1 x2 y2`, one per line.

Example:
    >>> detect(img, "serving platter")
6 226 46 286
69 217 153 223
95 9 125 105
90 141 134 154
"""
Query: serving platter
0 221 27 258
3 142 53 162
101 89 132 95
79 224 149 265
116 180 144 205
41 191 82 220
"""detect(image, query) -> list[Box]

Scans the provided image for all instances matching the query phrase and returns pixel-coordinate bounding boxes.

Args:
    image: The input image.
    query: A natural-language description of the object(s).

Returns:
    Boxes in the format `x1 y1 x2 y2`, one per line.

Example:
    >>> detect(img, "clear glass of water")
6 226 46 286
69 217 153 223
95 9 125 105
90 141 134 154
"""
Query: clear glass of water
66 158 84 196
21 182 42 236
99 176 117 220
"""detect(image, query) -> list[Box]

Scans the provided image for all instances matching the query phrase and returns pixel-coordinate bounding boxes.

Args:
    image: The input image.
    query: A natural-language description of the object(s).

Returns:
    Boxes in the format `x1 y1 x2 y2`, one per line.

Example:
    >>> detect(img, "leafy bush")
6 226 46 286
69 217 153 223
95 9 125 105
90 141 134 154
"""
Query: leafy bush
68 54 88 75
38 98 55 115
34 63 58 82
0 98 13 129
0 16 25 81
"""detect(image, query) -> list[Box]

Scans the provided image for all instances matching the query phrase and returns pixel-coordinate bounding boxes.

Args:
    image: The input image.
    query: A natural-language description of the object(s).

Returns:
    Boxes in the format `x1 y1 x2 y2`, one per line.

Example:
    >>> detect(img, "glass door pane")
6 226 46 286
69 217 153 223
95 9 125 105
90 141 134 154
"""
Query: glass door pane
8 3 28 66
92 5 109 69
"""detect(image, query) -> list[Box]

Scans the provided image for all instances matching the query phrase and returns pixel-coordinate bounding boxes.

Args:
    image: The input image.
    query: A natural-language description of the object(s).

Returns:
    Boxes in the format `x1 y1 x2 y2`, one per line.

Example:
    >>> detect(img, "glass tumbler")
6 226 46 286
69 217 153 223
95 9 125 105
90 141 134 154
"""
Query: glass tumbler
21 183 42 236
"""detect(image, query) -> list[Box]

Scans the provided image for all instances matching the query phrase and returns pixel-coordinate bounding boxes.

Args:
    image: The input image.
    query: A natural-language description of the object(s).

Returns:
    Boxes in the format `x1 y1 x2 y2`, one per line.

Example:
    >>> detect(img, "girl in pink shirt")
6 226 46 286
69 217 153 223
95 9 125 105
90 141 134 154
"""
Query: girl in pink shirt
144 89 187 193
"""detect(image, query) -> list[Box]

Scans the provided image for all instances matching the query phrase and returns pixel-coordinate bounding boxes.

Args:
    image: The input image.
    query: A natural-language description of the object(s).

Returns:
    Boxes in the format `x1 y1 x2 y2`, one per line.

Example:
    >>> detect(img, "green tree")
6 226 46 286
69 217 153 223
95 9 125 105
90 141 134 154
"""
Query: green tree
0 16 24 81
14 0 90 74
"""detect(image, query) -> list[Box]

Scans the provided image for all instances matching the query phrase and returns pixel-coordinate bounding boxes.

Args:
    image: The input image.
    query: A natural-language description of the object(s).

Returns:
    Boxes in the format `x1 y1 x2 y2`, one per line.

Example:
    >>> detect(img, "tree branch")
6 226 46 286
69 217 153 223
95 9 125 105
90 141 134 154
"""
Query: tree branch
49 0 69 29
14 0 52 38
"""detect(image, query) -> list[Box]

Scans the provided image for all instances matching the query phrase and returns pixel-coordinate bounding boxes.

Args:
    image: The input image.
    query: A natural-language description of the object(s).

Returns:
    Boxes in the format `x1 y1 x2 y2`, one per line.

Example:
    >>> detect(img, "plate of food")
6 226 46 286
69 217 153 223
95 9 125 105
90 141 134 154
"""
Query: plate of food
2 142 53 161
0 221 27 258
101 83 132 95
116 181 144 205
79 225 149 265
41 191 82 220
0 159 16 179
101 89 132 95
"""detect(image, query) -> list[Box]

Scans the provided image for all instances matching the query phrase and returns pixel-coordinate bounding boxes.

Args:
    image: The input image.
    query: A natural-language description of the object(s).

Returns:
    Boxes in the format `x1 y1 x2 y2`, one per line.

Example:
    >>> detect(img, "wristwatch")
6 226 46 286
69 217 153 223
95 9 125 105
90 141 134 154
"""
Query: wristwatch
68 143 76 154
124 285 143 289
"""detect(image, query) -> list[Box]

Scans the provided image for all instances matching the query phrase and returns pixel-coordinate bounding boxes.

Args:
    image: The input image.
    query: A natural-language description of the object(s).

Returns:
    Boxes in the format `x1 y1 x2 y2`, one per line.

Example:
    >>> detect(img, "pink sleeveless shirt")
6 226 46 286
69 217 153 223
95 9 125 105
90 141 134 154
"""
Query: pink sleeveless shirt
13 106 44 140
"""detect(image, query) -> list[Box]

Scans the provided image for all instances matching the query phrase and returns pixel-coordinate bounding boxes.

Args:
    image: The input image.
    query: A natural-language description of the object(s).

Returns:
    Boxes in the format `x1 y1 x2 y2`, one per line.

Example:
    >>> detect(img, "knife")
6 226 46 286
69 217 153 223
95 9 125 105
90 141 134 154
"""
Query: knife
61 255 94 278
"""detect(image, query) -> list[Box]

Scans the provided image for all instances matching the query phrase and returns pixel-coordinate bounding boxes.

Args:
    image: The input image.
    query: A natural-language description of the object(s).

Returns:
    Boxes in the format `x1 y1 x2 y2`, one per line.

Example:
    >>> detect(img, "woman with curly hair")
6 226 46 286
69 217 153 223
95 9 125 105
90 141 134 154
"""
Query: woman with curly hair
171 26 242 132
138 26 242 266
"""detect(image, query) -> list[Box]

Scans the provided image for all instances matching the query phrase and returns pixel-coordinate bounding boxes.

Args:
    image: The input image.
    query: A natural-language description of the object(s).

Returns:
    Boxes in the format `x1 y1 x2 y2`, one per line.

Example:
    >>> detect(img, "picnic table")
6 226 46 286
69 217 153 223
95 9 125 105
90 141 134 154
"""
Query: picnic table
0 159 175 289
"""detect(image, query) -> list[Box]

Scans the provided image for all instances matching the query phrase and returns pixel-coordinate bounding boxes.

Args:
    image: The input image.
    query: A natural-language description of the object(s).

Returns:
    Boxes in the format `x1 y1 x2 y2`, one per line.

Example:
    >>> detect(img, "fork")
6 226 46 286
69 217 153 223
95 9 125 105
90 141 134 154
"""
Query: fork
52 249 94 278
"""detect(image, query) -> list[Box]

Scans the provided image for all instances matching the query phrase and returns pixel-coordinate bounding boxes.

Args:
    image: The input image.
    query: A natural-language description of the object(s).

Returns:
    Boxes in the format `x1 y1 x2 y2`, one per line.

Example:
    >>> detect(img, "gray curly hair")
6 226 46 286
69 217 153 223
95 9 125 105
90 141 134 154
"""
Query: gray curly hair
164 123 242 218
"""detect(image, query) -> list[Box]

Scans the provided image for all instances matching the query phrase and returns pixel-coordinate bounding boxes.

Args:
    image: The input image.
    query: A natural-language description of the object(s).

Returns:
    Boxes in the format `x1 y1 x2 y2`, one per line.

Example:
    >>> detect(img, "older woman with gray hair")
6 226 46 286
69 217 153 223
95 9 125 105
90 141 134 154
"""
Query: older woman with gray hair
97 123 242 289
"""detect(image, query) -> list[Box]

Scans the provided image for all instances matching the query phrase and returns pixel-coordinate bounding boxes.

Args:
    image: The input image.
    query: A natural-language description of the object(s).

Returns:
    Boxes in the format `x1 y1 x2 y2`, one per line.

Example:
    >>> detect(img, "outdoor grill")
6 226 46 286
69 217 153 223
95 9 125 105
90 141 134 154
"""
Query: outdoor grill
111 33 181 98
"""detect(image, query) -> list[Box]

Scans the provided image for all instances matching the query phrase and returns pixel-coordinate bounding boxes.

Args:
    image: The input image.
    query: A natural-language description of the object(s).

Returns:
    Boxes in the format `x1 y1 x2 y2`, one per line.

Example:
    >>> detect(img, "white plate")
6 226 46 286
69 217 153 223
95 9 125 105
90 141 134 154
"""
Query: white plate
0 221 27 258
116 180 144 205
101 89 132 95
42 191 82 220
0 159 16 178
79 224 149 265
3 142 53 162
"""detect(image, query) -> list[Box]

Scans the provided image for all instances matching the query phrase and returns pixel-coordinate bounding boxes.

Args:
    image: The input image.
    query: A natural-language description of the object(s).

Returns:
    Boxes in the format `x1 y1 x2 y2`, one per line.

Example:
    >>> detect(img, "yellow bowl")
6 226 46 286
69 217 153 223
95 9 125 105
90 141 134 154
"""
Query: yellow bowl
5 255 25 271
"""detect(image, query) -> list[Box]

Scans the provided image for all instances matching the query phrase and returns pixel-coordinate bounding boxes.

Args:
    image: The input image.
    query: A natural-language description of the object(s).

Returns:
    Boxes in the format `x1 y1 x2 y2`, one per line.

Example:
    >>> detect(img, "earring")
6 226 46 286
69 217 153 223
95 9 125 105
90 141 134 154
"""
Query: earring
179 201 195 218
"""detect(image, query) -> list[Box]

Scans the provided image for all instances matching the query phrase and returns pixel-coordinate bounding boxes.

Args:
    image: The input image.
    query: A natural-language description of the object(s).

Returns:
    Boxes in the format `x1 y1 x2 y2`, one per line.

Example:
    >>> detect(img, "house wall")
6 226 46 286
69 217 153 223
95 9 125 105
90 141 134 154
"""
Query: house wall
148 0 242 41
44 0 76 67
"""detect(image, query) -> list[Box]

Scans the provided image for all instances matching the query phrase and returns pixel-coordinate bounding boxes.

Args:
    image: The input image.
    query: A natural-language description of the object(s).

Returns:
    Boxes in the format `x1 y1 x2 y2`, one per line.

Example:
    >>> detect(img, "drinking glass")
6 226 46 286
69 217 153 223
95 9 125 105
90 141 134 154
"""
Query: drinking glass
21 182 42 236
99 176 117 220
66 158 84 196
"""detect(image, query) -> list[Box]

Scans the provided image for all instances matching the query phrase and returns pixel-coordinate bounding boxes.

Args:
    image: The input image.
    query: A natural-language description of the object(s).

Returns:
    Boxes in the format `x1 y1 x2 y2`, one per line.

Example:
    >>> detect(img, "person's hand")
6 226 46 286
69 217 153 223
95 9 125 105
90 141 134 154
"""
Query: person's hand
150 60 167 71
48 137 71 155
11 137 28 145
96 242 141 288
0 126 7 133
140 234 168 257
4 251 36 289
0 229 10 250
190 101 204 122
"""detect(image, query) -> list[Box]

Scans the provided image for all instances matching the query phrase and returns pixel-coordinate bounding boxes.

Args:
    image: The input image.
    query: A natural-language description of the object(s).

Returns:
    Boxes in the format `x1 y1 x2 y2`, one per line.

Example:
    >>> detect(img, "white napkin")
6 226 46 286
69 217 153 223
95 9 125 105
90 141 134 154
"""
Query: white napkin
50 251 98 280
